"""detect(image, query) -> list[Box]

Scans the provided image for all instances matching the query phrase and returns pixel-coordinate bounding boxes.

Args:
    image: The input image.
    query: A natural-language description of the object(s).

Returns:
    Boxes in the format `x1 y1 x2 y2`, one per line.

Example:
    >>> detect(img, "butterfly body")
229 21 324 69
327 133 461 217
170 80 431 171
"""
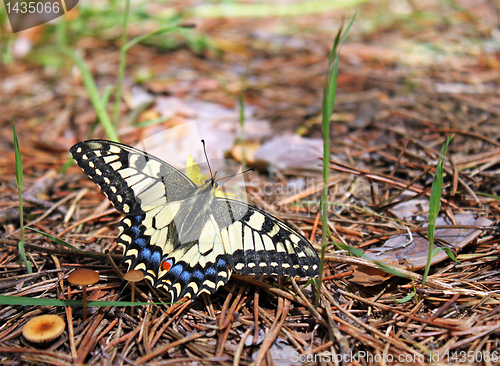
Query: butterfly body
71 140 319 301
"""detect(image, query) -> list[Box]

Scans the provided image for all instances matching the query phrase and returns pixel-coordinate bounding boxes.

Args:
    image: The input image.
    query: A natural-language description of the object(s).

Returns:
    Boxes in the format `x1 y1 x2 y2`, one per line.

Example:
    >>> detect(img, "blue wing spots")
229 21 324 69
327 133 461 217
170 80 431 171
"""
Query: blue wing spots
127 216 143 236
139 248 151 260
180 270 191 282
205 267 216 277
216 258 226 268
135 238 147 248
170 264 183 276
150 251 161 265
130 225 142 237
192 270 204 280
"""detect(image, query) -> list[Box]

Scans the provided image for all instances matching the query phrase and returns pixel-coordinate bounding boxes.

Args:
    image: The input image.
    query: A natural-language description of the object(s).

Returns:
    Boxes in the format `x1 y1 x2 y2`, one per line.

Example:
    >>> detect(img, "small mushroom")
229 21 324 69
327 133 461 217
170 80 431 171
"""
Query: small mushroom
22 314 65 343
123 270 145 316
67 268 100 321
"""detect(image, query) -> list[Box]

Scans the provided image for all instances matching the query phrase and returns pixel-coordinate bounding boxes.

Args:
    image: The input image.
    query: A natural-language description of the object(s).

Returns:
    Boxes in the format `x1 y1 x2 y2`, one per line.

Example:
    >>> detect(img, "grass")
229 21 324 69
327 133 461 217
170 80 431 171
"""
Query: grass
309 15 455 305
61 0 194 141
315 14 357 307
1 0 201 140
0 295 151 307
113 0 132 127
60 14 192 141
421 135 454 291
190 0 369 18
60 48 120 142
13 121 32 274
237 64 250 171
27 227 106 262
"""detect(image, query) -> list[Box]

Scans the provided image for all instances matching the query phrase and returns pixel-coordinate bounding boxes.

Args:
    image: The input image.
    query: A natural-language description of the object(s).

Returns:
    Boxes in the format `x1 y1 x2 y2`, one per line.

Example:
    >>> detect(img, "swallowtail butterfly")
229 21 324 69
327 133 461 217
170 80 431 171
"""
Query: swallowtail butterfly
71 140 319 302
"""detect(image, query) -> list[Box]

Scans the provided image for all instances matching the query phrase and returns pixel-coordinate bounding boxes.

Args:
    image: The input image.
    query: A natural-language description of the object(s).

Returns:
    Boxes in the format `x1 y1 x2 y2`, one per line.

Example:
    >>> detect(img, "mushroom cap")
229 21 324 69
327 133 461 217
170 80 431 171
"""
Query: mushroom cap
22 314 65 343
123 270 145 283
67 268 100 286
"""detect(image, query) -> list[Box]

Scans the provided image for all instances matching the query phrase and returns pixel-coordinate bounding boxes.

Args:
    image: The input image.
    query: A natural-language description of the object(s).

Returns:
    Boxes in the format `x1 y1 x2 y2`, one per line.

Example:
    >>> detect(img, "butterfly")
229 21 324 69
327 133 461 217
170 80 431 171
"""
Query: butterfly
70 140 319 302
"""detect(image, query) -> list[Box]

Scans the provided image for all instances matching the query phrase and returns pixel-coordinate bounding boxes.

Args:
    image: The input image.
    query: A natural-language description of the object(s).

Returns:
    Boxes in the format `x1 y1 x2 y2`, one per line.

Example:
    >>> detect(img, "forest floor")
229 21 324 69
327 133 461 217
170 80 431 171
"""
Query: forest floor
1 0 500 365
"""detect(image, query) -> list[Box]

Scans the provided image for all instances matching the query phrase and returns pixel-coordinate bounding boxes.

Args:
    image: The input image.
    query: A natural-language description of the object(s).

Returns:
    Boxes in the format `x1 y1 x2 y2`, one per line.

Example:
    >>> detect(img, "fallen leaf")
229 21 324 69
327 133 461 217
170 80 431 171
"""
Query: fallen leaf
350 213 493 285
253 134 323 174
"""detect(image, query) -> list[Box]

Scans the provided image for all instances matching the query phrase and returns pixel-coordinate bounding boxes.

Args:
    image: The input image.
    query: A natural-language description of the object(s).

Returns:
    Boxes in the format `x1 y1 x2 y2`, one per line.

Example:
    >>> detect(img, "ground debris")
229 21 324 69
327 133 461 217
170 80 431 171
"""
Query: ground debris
2 1 500 364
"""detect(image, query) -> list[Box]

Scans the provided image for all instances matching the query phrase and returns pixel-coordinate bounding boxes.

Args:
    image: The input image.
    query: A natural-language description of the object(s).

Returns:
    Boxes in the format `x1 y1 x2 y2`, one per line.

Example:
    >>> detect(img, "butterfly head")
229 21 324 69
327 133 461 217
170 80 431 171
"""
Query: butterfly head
198 174 219 195
207 172 218 188
201 177 219 195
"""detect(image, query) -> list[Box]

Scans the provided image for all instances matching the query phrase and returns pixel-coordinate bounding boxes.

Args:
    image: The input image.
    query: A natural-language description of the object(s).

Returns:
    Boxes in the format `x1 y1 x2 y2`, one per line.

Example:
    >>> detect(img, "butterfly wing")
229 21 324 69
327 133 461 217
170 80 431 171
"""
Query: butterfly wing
213 198 320 277
70 140 199 286
153 192 320 301
155 213 232 301
71 140 319 303
70 140 197 215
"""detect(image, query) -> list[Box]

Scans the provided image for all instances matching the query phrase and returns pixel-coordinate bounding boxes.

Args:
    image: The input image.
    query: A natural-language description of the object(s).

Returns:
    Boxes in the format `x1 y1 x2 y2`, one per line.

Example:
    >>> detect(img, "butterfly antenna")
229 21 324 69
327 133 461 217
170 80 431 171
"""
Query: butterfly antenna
201 139 214 179
216 167 254 183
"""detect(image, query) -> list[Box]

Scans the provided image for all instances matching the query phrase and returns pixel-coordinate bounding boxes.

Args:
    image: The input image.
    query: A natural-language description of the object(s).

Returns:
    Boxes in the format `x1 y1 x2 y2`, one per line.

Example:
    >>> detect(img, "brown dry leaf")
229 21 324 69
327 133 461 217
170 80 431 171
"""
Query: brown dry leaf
348 266 392 286
130 96 271 167
351 214 493 285
212 38 252 57
230 140 261 166
253 134 323 174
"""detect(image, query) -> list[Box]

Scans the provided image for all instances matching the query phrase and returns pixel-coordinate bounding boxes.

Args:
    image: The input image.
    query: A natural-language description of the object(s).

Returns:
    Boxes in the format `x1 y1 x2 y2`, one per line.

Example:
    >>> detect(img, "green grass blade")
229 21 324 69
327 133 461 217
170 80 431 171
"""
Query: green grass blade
0 295 160 307
113 22 190 126
334 241 403 277
26 227 106 262
113 0 131 126
474 191 500 201
102 85 114 108
315 13 357 308
421 135 454 290
190 0 369 18
123 24 192 51
238 63 250 171
13 122 22 188
392 291 416 303
13 120 32 274
60 156 75 174
59 48 119 142
134 116 168 128
441 247 460 263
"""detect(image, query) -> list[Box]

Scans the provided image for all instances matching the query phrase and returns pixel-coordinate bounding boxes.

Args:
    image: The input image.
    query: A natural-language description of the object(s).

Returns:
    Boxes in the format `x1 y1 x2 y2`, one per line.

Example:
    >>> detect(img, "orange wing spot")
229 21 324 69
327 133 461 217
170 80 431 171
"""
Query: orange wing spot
161 260 172 271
